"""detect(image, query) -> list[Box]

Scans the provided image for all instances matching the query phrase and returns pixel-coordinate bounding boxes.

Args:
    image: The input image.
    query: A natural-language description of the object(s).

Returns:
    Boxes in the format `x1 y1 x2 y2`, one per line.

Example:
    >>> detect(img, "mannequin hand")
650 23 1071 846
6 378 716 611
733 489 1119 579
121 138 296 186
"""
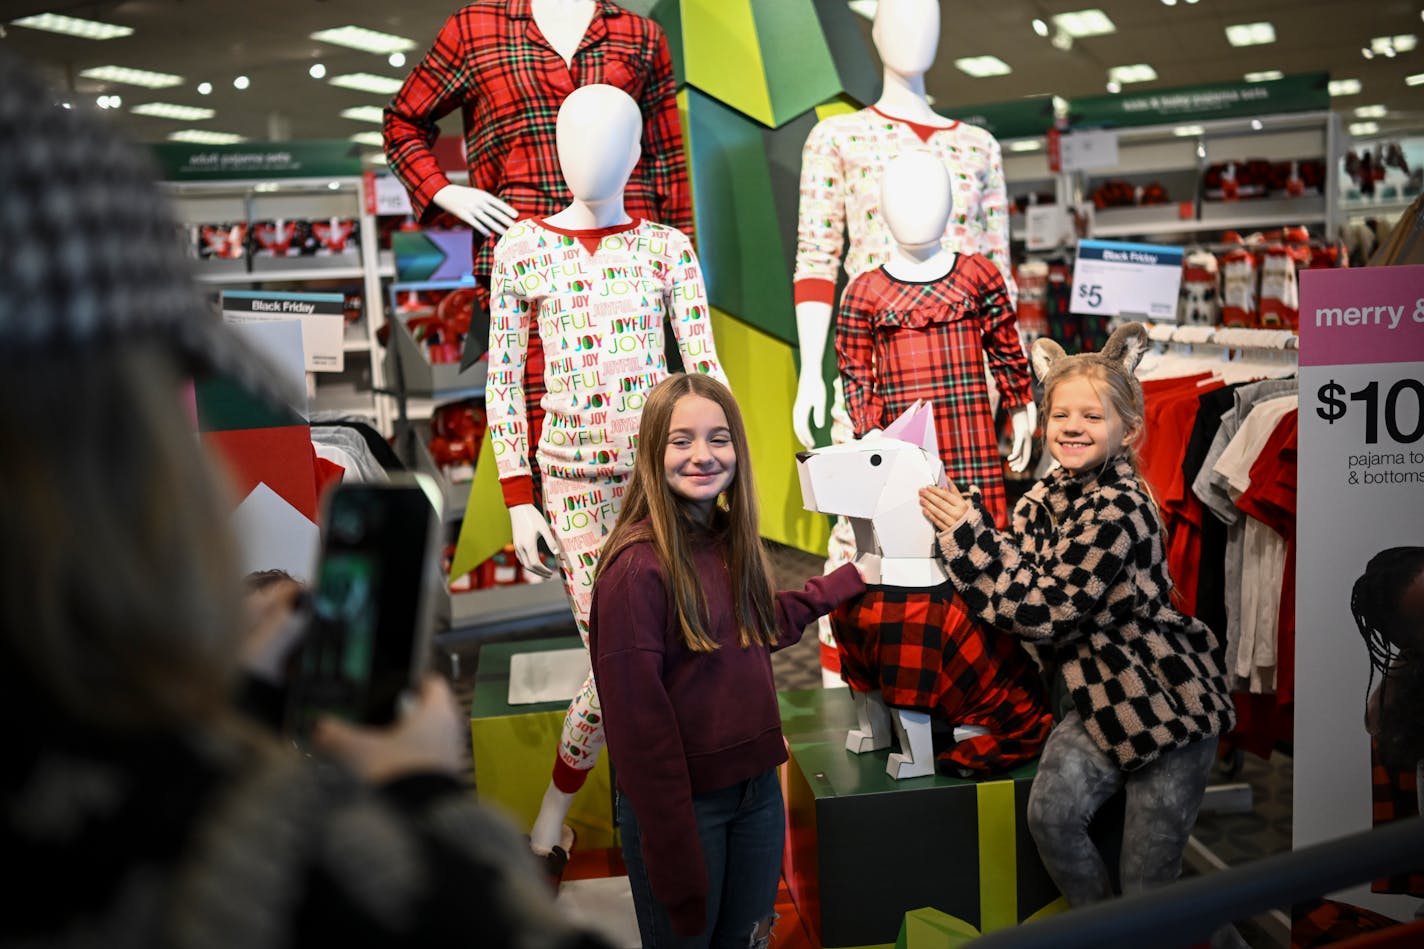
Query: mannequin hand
1007 403 1038 473
313 675 466 784
919 483 969 532
792 367 826 450
510 503 563 578
432 184 518 237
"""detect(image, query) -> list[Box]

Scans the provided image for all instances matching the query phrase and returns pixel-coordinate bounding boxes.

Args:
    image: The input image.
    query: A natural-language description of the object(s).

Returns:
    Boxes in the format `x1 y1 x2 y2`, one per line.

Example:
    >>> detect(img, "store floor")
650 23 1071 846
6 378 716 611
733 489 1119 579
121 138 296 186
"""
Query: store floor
448 540 1294 947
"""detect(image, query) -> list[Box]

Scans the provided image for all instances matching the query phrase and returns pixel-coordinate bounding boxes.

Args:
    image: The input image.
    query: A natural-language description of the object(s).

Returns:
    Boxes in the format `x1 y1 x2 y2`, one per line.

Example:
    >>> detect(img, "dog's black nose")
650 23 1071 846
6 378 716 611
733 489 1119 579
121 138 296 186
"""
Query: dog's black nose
795 451 813 463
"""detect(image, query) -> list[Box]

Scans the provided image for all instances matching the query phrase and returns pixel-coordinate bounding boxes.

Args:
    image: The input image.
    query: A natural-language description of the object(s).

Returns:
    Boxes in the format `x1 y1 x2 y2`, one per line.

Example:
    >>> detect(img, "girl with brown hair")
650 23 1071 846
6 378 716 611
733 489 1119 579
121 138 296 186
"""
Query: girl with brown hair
589 373 865 947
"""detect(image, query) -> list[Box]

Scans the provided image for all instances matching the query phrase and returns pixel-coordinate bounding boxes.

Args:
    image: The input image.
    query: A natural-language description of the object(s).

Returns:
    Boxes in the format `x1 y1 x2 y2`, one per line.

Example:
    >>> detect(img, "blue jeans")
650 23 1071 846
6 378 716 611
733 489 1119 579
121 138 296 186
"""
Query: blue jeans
617 769 784 948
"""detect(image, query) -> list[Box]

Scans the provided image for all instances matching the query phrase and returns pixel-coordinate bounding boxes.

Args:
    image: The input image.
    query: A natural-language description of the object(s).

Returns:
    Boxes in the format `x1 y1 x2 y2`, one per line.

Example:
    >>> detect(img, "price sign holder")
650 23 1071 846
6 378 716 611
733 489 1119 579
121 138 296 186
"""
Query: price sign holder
222 290 345 373
1070 239 1184 321
1294 263 1424 926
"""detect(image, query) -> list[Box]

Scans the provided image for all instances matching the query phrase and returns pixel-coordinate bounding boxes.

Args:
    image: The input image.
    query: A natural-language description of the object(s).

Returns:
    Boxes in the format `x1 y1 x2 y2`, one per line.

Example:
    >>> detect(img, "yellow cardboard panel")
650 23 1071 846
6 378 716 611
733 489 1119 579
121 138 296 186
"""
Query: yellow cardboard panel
710 306 832 555
681 0 775 126
470 709 616 851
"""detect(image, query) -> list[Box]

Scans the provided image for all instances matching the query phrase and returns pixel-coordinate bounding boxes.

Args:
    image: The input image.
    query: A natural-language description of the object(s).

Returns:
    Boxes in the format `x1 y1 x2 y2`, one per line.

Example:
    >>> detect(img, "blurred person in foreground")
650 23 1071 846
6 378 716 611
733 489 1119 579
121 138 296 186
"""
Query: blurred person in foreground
0 50 605 949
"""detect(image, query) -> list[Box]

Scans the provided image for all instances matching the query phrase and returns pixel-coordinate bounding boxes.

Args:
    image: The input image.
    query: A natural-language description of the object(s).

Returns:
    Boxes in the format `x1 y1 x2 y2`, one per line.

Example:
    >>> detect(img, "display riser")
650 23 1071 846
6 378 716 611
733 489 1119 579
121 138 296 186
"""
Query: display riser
780 688 1128 949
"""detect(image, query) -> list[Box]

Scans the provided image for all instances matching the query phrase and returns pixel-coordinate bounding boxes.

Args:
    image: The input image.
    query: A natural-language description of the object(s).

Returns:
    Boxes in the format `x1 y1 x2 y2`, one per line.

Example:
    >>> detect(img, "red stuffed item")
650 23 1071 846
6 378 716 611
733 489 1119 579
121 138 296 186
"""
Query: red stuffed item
1220 247 1259 327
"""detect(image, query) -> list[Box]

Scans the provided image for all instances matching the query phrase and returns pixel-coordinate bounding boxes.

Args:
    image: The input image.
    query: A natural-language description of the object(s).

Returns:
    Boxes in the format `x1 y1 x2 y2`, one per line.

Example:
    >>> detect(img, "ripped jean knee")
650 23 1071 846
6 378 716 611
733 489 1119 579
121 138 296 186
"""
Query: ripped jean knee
747 913 778 949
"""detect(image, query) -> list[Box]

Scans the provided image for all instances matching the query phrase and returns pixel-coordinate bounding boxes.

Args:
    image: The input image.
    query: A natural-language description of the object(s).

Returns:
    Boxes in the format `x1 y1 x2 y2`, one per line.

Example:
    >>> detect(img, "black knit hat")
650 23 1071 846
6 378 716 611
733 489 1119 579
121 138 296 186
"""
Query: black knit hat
0 50 290 403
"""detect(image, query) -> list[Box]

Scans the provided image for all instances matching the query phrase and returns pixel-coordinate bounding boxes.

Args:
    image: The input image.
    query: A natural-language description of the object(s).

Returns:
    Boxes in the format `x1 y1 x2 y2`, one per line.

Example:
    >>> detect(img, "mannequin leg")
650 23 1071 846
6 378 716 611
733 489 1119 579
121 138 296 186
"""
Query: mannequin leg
527 470 628 854
887 708 935 779
846 689 893 753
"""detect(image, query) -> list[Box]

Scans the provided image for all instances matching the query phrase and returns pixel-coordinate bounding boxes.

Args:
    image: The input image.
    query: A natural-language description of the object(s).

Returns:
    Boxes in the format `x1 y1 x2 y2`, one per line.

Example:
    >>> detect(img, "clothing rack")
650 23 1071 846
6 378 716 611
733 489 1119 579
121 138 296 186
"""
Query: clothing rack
1142 323 1300 377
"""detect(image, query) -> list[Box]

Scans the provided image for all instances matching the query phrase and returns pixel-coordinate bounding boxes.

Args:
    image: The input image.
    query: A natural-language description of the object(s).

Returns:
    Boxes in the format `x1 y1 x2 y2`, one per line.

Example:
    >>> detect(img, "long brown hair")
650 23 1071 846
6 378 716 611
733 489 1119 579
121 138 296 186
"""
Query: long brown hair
596 374 777 652
0 344 247 730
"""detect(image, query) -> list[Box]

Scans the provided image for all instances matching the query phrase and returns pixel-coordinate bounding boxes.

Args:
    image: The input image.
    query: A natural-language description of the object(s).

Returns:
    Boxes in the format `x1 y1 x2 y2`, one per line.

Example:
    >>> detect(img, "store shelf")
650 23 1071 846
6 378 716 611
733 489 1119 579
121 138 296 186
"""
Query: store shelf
1091 199 1327 238
440 579 572 635
385 313 487 400
193 264 366 284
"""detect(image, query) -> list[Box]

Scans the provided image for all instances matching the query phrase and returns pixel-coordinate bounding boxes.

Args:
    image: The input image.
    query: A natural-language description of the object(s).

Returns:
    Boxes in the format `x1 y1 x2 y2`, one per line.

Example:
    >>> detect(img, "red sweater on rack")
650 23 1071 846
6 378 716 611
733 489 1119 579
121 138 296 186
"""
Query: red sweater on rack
589 528 863 934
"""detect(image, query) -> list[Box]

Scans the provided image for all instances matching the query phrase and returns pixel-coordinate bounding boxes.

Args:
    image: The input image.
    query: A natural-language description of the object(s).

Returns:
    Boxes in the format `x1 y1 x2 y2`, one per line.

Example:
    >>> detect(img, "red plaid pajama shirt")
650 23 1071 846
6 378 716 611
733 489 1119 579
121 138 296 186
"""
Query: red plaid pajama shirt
831 584 1051 776
835 255 1033 527
384 0 690 493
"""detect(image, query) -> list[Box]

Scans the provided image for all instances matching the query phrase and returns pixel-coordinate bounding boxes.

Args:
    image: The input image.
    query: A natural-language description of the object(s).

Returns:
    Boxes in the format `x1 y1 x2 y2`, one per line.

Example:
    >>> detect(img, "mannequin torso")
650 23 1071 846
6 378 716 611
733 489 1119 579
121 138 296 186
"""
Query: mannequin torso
531 0 597 67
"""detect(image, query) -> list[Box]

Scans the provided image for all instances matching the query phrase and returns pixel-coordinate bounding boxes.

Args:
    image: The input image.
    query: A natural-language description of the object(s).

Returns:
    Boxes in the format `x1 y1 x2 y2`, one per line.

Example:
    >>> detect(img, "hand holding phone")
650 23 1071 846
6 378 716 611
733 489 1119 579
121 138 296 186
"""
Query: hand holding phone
285 476 443 746
312 675 466 783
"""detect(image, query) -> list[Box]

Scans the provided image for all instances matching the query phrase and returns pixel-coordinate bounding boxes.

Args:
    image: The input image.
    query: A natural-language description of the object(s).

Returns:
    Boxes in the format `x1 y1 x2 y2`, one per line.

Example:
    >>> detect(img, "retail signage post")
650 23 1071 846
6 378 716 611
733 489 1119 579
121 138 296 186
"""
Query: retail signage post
221 290 345 373
1295 264 1424 923
1069 239 1184 321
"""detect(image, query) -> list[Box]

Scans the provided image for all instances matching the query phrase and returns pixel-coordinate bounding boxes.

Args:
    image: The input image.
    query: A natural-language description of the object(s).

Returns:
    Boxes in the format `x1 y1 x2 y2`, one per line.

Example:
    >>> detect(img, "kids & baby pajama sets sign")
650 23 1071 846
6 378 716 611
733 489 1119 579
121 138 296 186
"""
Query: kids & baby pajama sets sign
485 218 723 781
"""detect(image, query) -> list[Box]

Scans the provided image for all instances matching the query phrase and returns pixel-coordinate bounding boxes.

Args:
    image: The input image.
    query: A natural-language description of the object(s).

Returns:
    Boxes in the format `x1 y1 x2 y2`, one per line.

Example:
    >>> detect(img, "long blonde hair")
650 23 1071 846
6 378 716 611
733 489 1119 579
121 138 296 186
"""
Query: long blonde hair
596 374 776 652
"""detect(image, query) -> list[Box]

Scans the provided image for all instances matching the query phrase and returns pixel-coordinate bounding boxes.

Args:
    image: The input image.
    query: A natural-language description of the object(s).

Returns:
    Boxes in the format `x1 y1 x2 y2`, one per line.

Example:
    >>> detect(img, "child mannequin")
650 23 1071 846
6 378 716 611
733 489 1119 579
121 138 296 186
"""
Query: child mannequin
484 84 725 867
838 151 1036 528
920 324 1244 947
589 373 864 946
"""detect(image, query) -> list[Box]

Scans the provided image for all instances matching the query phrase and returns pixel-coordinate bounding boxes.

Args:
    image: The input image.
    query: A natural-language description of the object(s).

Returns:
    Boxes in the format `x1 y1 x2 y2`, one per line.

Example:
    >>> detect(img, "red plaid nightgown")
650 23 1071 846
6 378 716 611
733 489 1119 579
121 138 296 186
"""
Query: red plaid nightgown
835 254 1033 527
831 584 1050 776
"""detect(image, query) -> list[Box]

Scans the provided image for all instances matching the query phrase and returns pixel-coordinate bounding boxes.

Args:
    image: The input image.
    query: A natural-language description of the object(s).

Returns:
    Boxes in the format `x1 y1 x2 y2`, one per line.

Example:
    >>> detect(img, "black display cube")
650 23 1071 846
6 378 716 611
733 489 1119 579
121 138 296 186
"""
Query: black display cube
779 688 1124 948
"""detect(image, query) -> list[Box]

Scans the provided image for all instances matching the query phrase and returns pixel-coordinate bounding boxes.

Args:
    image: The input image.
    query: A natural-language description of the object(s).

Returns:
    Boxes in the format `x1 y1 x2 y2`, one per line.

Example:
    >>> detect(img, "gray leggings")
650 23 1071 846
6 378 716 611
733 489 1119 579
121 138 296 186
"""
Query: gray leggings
1027 712 1216 905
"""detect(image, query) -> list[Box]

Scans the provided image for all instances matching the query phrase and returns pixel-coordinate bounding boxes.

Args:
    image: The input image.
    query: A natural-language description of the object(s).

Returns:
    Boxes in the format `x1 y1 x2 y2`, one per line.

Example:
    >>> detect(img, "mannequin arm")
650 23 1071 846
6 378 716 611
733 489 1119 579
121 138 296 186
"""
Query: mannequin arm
432 184 519 238
793 301 833 449
509 503 562 579
1007 402 1037 473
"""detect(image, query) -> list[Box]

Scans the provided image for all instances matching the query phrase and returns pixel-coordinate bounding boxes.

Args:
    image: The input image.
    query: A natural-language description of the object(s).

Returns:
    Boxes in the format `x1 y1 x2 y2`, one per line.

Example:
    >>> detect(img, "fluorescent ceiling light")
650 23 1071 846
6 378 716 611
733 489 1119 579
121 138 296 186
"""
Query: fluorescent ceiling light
350 131 386 146
131 102 216 121
848 1 878 20
955 56 1012 78
233 75 249 90
1349 121 1379 136
1050 31 1073 51
309 63 327 79
1161 0 1176 6
389 52 406 69
1328 78 1362 96
1173 125 1205 137
328 73 405 95
1244 70 1283 82
1008 140 1042 152
1407 73 1424 87
1106 80 1122 94
1032 18 1049 37
365 152 389 165
340 105 386 123
197 82 213 95
1397 34 1419 51
1354 104 1388 119
11 12 133 40
1108 64 1158 84
1051 9 1116 38
168 129 246 144
310 25 416 54
79 65 183 89
1224 22 1276 47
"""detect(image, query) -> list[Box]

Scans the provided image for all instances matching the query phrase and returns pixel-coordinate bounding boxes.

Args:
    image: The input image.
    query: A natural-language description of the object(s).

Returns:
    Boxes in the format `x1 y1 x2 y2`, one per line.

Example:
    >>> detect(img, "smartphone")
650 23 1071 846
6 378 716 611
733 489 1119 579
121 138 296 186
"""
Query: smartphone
285 474 443 744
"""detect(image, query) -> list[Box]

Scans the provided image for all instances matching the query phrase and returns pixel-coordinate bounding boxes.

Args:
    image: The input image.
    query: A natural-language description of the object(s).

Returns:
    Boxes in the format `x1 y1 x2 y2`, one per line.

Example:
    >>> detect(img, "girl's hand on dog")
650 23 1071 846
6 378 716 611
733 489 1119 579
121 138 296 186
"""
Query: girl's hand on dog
919 483 968 531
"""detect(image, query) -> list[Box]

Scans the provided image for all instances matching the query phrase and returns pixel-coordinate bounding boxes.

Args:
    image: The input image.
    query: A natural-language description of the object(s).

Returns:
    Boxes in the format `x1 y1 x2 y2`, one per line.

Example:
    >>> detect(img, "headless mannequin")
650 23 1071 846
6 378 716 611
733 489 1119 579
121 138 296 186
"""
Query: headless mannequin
509 84 651 855
430 0 596 236
792 0 1033 469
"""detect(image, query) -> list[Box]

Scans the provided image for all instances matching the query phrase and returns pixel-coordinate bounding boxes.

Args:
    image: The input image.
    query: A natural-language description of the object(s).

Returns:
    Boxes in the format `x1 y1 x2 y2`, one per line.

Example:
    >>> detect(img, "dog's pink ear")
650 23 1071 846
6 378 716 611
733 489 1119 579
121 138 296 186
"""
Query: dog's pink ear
916 402 940 460
882 400 924 442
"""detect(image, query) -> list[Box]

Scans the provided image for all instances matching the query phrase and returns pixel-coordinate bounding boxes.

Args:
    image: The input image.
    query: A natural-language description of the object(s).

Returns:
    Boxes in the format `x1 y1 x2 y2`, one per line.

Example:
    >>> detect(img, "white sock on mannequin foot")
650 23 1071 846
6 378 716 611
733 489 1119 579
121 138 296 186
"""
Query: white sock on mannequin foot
529 783 576 854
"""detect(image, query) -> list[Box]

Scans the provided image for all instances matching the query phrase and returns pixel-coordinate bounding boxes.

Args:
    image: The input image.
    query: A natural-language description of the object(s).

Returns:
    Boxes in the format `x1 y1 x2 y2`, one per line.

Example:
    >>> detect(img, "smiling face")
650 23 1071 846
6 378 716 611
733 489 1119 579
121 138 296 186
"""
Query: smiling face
1044 374 1137 475
664 394 736 521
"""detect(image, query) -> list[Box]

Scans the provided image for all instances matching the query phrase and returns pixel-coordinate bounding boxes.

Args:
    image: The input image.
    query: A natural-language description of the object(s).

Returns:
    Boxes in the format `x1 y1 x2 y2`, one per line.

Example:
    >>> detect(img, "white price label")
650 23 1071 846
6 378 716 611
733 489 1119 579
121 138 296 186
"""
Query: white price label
1070 239 1184 320
1059 128 1120 172
1024 204 1069 251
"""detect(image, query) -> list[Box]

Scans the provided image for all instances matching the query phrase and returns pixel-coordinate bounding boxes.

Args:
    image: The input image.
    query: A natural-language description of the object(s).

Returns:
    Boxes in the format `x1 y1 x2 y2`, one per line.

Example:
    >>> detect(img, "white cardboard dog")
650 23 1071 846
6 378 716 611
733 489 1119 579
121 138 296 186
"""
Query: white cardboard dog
796 401 950 779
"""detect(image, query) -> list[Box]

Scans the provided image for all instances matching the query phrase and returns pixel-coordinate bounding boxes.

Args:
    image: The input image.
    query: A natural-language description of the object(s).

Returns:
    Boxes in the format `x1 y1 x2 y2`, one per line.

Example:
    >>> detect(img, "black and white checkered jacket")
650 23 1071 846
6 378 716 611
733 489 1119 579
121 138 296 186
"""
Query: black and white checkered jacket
937 455 1236 771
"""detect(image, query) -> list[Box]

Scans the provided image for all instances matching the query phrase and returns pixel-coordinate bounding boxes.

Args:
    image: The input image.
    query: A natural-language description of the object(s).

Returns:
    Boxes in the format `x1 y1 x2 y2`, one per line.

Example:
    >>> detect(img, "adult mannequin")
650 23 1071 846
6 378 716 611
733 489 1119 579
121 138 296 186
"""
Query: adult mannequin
792 0 1017 455
385 0 691 453
484 84 725 861
426 0 597 236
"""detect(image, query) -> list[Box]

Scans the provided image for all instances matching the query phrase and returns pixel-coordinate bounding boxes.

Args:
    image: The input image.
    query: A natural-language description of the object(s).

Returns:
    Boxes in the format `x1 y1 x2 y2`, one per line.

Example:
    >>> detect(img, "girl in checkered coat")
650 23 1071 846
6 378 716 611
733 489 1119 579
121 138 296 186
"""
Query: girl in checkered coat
919 323 1240 935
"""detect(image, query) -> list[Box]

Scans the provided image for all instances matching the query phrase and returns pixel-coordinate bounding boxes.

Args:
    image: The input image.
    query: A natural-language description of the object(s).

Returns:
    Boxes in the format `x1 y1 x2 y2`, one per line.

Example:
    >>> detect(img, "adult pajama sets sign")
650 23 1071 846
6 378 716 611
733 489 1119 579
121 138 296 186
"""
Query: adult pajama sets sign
1295 264 1424 926
485 218 724 777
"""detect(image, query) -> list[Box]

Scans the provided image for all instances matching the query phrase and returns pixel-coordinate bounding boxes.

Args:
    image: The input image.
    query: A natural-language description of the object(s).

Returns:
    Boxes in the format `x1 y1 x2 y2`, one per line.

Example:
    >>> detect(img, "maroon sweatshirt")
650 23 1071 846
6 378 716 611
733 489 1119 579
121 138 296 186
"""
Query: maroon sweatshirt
589 531 863 936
